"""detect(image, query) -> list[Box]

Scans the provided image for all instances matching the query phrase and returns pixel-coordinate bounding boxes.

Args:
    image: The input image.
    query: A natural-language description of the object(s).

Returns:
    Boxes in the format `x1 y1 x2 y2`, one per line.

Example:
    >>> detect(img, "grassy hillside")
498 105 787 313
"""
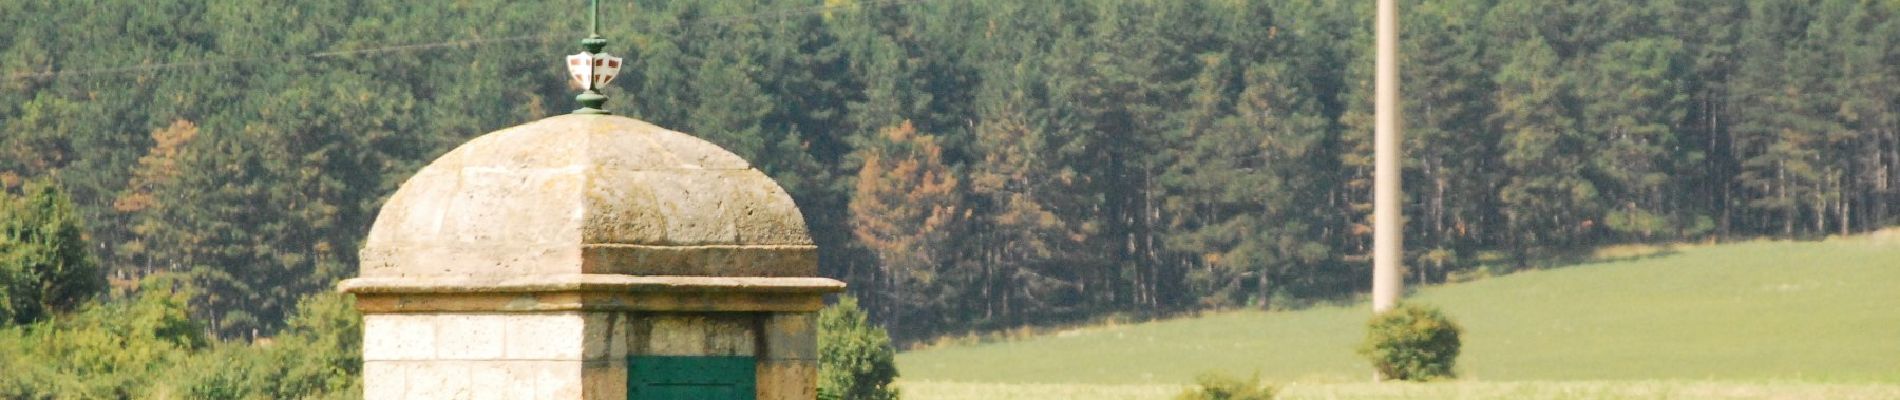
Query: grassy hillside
897 233 1900 386
898 381 1900 400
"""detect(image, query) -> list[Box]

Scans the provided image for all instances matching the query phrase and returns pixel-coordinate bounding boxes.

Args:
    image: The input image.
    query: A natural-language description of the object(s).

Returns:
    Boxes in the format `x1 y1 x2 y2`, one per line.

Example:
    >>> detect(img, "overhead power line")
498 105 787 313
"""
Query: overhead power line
4 0 932 81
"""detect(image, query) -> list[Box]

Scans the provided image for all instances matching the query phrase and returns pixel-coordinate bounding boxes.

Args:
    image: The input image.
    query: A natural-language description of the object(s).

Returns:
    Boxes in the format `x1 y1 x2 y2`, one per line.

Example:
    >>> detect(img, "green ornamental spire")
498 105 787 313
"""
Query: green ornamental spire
567 0 622 114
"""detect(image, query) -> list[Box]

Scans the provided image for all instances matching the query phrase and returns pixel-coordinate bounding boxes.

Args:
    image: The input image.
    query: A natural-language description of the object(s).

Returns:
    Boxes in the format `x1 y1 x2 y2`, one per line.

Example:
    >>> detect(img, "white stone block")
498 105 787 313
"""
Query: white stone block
470 361 539 400
534 361 586 399
365 315 436 361
362 361 408 399
439 314 507 359
408 362 473 399
506 313 586 360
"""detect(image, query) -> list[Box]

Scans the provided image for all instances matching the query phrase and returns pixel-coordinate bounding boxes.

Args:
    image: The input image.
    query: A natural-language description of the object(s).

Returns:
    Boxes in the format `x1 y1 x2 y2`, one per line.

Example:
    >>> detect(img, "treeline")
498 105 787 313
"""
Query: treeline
1 0 1896 342
0 282 361 399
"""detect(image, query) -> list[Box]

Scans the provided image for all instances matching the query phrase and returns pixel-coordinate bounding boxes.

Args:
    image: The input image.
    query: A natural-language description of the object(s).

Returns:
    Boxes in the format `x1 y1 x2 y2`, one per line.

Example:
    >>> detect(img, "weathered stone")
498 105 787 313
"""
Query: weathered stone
762 313 817 361
582 312 626 361
703 316 758 356
578 244 817 277
358 114 814 279
644 315 710 356
581 364 629 400
756 360 819 400
350 290 830 314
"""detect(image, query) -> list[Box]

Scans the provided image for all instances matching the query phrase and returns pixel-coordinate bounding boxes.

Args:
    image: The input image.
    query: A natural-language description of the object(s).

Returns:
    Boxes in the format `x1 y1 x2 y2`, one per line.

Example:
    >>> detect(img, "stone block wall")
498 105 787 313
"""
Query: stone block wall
758 314 819 400
362 312 609 399
346 114 841 400
361 311 816 399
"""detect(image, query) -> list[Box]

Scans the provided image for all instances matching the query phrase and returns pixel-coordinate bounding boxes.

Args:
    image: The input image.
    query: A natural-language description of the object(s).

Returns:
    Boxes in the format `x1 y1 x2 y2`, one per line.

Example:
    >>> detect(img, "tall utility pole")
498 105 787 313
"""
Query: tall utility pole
1372 0 1404 314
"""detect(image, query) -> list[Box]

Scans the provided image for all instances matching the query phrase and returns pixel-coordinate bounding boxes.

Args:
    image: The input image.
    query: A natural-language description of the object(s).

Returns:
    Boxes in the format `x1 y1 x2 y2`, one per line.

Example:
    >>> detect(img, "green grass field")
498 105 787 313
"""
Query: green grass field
898 381 1900 400
895 232 1900 398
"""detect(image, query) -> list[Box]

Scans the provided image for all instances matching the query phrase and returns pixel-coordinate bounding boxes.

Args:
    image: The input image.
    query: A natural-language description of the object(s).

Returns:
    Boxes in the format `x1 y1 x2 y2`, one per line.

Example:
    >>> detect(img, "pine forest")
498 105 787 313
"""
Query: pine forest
2 0 1897 347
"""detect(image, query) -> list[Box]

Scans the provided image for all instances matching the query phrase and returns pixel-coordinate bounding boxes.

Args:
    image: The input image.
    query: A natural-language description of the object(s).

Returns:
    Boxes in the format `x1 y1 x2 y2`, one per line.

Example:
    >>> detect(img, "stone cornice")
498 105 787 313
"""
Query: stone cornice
340 274 843 294
341 274 844 313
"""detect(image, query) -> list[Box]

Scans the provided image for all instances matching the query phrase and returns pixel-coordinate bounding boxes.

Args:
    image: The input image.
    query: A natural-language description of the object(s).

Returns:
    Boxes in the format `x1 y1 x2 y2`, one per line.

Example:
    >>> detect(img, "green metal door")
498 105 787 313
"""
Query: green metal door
628 356 756 400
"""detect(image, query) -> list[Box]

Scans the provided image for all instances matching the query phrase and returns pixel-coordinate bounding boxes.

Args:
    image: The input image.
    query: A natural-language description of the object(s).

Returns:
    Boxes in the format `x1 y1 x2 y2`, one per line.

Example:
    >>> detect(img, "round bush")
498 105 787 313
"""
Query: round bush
818 295 899 400
1173 373 1277 400
1357 303 1462 381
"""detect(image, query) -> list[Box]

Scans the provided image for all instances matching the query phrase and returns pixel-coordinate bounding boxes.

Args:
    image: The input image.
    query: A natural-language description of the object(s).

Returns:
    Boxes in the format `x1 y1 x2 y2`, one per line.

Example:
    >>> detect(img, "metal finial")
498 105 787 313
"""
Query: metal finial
567 0 620 115
584 0 606 53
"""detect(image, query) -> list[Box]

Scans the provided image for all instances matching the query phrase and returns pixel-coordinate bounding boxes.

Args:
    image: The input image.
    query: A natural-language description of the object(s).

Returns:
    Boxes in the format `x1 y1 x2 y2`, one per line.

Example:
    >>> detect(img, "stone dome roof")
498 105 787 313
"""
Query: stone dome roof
356 114 815 280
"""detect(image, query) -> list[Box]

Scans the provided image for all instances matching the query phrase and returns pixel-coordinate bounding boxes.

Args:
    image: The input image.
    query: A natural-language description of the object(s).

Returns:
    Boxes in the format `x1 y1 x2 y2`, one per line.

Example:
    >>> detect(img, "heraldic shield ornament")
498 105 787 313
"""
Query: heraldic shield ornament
567 52 623 90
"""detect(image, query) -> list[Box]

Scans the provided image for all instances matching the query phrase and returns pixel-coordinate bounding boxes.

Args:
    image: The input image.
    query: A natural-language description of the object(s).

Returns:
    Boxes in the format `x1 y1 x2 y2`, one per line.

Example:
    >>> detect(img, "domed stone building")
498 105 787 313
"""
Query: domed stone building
353 115 819 282
341 113 843 400
339 10 842 398
340 4 847 398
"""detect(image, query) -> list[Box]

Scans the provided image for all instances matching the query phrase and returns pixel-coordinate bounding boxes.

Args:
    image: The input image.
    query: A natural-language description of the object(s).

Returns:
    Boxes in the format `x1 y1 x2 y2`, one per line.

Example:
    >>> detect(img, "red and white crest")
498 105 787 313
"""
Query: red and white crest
566 52 623 90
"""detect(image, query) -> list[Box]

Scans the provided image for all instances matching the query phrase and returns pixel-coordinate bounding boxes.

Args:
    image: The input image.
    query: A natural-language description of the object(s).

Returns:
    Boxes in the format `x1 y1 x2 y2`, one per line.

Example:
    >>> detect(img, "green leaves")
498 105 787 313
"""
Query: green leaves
0 284 358 399
0 180 101 326
0 275 203 398
1492 37 1599 249
819 295 900 400
1173 373 1278 400
1359 303 1463 381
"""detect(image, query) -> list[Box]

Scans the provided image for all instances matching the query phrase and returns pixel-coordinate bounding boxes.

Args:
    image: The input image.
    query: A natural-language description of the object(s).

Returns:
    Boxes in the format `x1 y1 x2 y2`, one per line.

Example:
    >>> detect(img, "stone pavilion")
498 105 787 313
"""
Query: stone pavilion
337 113 844 399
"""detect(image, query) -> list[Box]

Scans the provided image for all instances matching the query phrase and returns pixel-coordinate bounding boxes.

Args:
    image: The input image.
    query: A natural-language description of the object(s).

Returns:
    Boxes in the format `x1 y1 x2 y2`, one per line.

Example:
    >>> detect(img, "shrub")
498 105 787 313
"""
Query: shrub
1357 303 1462 381
818 295 900 400
0 279 361 400
271 293 363 398
1173 373 1276 400
0 275 204 399
165 292 362 399
0 180 102 326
